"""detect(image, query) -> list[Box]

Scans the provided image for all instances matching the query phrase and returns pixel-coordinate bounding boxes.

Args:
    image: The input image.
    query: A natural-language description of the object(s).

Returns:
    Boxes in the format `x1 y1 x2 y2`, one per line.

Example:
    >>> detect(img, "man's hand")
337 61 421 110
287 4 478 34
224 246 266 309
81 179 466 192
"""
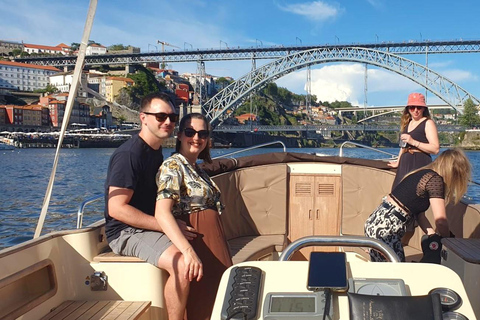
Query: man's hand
176 219 198 241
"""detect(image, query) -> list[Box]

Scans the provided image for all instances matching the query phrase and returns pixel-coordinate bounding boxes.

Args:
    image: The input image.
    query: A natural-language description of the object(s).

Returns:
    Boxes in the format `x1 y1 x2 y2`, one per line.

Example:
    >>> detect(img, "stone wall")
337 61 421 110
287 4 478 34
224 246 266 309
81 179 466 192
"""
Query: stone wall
460 130 480 150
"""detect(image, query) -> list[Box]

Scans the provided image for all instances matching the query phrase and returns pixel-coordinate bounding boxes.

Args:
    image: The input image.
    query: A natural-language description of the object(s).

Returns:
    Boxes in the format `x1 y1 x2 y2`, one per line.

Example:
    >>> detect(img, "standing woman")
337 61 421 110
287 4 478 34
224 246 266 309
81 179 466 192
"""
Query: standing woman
155 113 233 320
365 148 471 262
389 93 440 190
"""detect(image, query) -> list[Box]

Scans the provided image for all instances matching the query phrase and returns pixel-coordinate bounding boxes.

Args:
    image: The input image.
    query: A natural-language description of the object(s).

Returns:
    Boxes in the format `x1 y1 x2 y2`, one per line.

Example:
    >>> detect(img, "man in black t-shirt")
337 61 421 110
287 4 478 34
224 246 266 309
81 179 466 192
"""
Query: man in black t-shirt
104 92 196 320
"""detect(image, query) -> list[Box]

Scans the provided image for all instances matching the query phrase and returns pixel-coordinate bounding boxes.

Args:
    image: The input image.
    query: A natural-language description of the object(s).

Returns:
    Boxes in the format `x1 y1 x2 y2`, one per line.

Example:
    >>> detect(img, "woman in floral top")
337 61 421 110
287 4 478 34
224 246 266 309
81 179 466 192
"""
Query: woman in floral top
155 112 232 320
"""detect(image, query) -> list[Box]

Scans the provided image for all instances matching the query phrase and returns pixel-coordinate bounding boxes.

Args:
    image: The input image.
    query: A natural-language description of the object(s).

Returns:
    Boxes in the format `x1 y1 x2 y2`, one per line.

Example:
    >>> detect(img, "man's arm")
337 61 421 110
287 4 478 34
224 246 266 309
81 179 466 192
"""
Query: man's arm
108 186 198 239
108 186 162 231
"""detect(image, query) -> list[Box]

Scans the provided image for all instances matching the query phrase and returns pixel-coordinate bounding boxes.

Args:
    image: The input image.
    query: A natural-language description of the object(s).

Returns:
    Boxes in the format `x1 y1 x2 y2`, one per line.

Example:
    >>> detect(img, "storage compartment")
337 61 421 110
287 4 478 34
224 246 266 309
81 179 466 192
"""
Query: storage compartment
0 259 57 319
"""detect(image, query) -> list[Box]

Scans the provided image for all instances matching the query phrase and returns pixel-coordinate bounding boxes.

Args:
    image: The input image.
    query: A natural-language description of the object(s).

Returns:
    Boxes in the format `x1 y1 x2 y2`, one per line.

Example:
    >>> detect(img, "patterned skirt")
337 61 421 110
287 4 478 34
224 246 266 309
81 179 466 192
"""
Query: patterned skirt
364 199 413 262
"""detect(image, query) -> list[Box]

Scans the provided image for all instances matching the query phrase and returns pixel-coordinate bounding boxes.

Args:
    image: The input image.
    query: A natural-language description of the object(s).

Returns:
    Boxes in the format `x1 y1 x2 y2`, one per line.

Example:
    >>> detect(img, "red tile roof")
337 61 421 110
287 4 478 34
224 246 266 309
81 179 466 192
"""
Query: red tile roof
23 43 64 51
107 76 134 83
0 60 60 72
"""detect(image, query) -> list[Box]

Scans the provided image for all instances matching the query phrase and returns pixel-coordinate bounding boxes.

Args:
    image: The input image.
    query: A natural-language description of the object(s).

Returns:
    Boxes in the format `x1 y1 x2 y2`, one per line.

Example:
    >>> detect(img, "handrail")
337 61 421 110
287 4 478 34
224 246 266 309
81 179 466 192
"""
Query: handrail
279 235 400 262
339 141 398 159
77 194 104 229
212 141 287 159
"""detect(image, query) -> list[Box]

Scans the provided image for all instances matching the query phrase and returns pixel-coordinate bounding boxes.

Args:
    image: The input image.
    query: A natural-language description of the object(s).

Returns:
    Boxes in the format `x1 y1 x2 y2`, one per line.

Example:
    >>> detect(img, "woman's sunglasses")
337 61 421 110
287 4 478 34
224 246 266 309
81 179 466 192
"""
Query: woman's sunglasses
183 128 209 139
143 112 179 123
408 106 424 111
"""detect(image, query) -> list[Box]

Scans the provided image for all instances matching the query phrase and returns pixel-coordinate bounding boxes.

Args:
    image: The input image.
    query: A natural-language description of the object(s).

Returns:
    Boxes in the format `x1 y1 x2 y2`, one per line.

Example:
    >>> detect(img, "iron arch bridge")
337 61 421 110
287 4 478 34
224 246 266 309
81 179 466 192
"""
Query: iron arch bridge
203 47 480 128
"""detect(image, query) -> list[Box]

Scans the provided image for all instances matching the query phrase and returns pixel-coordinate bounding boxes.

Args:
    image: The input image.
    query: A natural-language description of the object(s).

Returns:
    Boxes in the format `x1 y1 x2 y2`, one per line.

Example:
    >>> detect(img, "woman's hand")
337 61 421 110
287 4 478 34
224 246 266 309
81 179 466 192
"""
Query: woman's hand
400 133 413 145
176 219 198 241
388 160 399 168
182 247 203 281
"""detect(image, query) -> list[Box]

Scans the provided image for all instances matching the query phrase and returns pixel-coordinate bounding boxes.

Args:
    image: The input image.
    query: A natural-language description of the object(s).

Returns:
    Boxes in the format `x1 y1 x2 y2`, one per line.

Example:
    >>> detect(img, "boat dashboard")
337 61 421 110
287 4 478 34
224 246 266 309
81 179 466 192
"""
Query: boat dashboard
212 253 475 320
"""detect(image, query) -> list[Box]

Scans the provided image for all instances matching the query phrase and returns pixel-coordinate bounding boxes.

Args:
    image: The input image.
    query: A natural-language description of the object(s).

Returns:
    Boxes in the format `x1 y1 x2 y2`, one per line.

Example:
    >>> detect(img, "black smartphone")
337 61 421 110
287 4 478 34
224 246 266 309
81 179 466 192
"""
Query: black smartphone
307 252 348 292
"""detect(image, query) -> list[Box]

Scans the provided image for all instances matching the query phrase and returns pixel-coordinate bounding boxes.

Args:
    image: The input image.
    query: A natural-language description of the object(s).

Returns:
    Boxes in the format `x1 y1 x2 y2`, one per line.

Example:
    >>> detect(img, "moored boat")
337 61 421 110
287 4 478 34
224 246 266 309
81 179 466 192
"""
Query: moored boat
0 141 15 150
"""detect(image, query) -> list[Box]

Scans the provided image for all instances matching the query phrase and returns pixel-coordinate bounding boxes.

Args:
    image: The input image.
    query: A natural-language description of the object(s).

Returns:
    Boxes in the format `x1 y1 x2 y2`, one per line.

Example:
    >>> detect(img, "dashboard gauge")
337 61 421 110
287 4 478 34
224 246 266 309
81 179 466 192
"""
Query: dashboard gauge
442 311 469 320
429 288 462 311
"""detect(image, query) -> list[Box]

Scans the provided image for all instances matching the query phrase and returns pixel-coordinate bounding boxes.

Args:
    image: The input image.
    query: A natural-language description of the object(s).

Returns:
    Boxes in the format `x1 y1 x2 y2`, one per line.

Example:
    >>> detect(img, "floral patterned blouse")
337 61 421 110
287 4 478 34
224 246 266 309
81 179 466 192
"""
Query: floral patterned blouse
156 153 223 216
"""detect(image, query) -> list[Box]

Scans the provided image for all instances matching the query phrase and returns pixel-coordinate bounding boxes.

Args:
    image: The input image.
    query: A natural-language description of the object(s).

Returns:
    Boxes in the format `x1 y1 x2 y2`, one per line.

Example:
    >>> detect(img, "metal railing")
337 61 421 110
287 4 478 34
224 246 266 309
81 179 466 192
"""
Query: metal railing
279 235 400 262
77 194 104 229
338 141 398 159
212 141 287 159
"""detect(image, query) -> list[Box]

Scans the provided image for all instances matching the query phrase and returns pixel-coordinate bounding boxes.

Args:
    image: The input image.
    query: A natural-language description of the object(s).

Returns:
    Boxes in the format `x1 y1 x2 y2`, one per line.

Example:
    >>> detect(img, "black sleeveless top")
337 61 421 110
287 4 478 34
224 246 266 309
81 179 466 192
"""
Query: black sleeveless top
390 169 444 215
403 118 429 148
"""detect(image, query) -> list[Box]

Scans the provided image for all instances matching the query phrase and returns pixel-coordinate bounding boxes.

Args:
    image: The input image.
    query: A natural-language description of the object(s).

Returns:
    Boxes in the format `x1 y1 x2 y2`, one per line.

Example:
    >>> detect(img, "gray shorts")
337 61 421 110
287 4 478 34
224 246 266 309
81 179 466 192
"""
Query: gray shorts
109 227 173 267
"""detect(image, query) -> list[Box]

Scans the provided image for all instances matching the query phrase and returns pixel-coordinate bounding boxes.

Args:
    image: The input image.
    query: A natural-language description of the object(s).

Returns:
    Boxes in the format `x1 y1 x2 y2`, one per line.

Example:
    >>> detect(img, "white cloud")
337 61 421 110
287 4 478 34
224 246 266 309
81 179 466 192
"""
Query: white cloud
276 63 419 106
438 69 477 83
277 1 342 21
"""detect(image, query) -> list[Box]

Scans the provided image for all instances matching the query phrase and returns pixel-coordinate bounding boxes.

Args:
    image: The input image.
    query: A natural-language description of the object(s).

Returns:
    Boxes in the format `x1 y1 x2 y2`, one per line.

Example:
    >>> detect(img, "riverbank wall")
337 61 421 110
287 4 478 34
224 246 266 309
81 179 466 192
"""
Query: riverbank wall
460 130 480 150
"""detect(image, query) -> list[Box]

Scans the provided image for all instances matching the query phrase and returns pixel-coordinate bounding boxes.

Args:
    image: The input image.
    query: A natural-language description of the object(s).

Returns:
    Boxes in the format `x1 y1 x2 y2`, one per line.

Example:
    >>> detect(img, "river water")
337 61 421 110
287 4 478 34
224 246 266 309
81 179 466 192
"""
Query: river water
1 146 479 250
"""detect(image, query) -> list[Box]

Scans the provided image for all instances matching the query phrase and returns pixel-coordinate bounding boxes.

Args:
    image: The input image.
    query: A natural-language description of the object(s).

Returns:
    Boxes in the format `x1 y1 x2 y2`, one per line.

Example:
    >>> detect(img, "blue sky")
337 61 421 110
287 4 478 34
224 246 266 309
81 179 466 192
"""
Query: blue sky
2 0 480 107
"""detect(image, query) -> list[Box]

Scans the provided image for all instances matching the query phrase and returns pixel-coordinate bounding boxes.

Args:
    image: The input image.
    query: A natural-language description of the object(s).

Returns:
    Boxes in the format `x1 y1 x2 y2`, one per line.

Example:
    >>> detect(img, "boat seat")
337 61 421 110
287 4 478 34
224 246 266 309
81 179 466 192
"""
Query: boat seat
41 300 150 320
93 251 145 263
228 235 286 264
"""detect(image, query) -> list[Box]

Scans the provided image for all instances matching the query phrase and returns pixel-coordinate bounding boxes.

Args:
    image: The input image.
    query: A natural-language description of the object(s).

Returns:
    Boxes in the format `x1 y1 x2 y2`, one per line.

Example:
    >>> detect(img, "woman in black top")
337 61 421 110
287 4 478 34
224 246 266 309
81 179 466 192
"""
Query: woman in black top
389 93 440 190
365 148 471 262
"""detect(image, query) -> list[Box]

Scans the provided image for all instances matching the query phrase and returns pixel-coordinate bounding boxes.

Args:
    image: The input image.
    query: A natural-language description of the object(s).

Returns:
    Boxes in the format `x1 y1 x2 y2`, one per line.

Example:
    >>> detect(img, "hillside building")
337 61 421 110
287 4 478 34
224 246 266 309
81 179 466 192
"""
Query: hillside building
0 60 60 92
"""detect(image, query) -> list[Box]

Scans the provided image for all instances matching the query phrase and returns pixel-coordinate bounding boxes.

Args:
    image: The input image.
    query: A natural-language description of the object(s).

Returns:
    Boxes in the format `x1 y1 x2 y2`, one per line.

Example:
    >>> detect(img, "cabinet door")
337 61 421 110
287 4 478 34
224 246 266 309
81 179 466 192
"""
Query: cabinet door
289 175 342 259
288 175 315 259
313 175 341 252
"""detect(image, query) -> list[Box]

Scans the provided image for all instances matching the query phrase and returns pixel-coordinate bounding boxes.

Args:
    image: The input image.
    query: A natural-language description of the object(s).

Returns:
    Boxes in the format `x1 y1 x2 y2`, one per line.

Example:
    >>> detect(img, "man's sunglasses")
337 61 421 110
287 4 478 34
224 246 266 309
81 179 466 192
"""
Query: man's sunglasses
143 112 179 123
408 106 424 111
183 128 209 139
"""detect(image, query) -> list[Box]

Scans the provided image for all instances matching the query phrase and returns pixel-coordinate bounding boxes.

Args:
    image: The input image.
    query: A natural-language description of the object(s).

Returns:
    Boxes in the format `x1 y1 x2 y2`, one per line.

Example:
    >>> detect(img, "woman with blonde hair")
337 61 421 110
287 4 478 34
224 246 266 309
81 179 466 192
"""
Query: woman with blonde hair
389 92 440 190
365 148 471 262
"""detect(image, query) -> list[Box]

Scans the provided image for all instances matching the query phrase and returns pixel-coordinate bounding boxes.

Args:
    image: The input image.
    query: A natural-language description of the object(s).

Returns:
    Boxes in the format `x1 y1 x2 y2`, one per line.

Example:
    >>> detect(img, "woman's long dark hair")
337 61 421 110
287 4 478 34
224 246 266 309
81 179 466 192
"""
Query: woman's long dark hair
400 106 431 132
175 113 212 163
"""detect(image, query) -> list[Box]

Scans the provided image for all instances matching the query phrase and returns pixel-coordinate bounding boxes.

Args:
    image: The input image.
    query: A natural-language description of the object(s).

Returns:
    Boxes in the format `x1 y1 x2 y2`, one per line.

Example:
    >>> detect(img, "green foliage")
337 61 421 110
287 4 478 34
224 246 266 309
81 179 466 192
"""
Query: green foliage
70 42 80 51
123 67 166 110
458 98 480 128
329 100 353 109
108 44 129 51
33 84 58 94
116 115 127 123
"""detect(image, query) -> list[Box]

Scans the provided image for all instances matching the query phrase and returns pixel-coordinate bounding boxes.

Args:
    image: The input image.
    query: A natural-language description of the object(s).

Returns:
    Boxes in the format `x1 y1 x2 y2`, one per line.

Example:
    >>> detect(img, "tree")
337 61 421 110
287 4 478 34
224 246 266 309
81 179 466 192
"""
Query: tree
458 98 480 128
108 44 129 51
70 42 80 52
33 84 58 94
123 67 166 110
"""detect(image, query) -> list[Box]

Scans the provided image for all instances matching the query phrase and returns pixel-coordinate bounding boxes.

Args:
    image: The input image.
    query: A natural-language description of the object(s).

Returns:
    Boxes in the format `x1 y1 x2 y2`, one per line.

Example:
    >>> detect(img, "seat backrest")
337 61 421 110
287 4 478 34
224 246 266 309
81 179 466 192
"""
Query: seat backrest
341 165 395 236
212 164 287 241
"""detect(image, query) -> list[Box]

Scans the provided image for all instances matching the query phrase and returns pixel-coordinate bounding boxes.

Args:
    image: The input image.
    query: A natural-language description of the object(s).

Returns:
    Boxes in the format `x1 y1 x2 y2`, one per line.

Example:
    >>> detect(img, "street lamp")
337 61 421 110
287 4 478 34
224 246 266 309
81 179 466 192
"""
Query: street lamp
220 40 228 49
256 39 263 47
184 42 193 51
296 37 302 46
375 34 379 43
335 35 339 44
148 44 157 52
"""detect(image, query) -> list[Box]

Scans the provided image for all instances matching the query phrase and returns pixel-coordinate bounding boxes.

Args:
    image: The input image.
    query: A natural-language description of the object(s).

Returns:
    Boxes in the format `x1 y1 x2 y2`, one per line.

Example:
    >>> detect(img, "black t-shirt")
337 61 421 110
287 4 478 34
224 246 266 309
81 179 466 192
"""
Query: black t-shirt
390 169 445 215
104 134 164 242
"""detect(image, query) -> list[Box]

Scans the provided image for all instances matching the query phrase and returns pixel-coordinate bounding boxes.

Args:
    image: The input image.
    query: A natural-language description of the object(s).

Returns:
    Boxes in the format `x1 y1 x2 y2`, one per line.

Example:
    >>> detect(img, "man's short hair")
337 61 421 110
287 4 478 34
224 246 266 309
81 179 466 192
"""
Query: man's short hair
140 92 175 112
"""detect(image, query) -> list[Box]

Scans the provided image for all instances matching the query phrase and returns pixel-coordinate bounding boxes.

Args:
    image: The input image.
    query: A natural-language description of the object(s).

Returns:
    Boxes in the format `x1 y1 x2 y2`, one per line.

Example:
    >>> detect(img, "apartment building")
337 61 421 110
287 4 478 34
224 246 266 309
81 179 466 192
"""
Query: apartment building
105 76 134 102
0 60 60 92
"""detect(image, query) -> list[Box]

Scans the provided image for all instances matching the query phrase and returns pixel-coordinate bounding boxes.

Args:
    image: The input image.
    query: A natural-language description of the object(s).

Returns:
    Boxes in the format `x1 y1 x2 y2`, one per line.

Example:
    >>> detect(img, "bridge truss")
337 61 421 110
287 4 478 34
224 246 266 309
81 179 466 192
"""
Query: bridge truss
203 47 480 128
15 39 480 67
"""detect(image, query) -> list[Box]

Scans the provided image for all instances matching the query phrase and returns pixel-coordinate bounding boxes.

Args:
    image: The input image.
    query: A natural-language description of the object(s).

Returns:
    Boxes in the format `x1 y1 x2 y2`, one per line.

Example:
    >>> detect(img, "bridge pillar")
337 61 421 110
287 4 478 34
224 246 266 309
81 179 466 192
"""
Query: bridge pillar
125 64 136 74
